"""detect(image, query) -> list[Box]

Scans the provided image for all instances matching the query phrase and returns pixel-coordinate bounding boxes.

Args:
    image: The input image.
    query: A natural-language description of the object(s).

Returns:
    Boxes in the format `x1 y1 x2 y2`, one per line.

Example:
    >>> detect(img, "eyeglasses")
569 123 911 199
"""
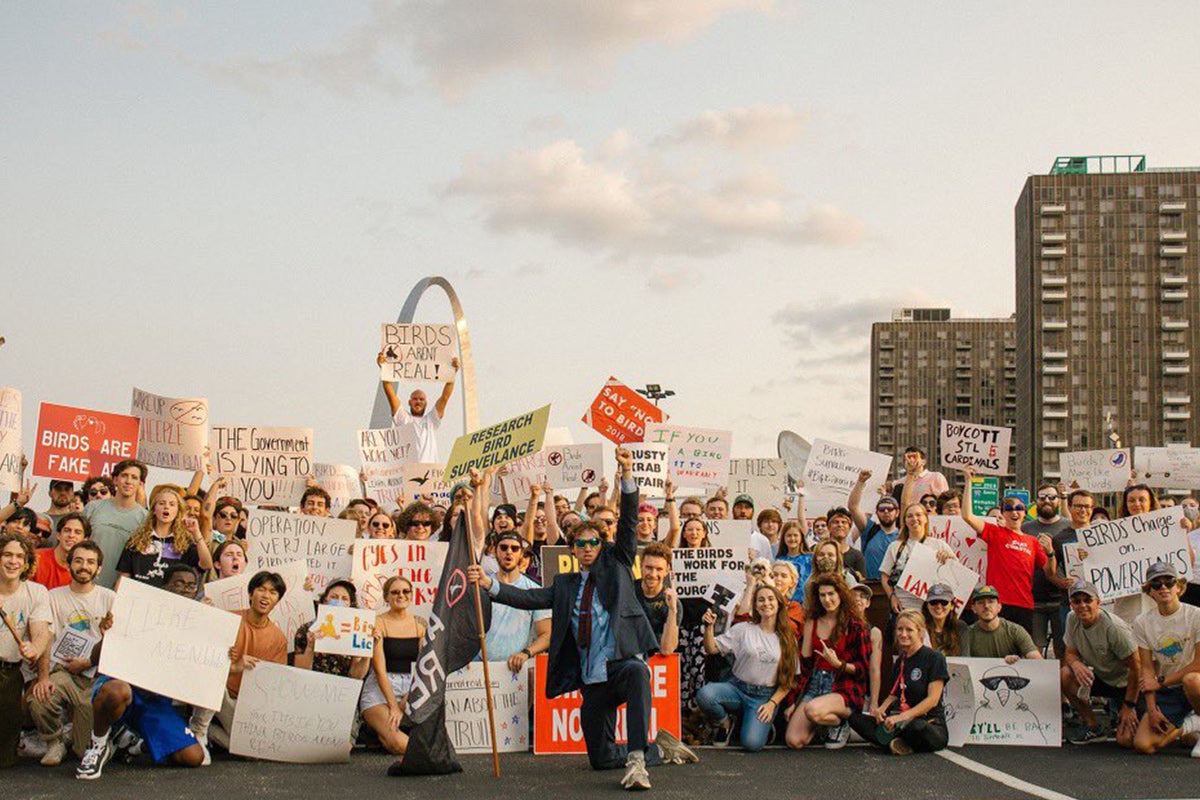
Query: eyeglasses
926 599 951 607
597 518 617 527
88 488 111 497
1002 504 1026 513
1037 493 1060 501
387 589 412 597
573 537 602 549
877 505 898 512
370 520 393 528
1069 504 1094 511
496 543 523 553
1149 579 1177 591
216 511 239 520
408 520 433 528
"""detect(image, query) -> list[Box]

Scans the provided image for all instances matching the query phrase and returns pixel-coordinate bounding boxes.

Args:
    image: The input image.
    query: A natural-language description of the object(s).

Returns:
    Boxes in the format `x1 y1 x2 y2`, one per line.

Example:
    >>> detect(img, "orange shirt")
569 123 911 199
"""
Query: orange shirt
34 548 72 591
227 610 288 697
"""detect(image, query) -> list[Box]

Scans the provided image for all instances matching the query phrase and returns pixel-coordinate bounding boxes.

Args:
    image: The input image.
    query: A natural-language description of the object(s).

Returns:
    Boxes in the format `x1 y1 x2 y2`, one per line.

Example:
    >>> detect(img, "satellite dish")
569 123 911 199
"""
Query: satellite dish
777 430 812 482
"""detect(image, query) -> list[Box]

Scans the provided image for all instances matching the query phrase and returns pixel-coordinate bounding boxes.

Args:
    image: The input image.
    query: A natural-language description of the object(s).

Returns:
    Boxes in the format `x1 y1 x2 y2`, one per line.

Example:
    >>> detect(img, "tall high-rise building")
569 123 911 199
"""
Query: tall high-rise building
870 308 1017 480
1015 155 1200 488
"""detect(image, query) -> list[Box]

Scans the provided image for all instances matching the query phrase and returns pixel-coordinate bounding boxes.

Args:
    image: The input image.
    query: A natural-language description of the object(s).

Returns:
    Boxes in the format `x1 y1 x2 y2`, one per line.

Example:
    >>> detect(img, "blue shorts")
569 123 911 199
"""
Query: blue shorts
1153 686 1194 728
802 670 836 703
93 676 198 763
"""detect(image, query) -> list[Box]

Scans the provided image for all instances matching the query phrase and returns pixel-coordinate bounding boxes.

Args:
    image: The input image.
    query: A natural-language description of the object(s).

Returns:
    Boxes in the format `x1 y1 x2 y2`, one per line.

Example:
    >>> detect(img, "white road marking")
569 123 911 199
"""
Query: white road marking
937 749 1081 800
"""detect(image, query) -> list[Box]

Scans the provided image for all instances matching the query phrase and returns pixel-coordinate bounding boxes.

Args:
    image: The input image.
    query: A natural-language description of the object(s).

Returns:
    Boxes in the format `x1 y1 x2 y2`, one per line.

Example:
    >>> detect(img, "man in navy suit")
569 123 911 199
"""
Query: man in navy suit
469 447 697 790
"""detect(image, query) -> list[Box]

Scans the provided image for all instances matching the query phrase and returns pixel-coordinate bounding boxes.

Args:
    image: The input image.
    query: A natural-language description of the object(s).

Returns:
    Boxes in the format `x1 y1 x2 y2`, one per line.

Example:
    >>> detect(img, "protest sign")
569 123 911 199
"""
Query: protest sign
927 515 988 578
313 463 359 515
581 376 667 445
229 663 359 763
401 461 452 505
533 654 680 754
1071 506 1190 601
894 541 980 613
245 509 355 595
33 403 140 482
945 658 1061 747
444 405 551 483
312 604 376 658
500 444 605 498
206 559 313 652
130 388 208 472
0 388 19 493
539 545 645 586
351 539 449 611
380 323 457 383
99 579 240 710
1134 446 1200 488
628 443 668 498
800 439 891 517
654 517 754 550
50 627 98 677
358 425 417 512
1059 449 1131 493
969 475 1000 516
210 425 312 506
445 662 530 754
643 423 732 491
939 420 1012 476
728 458 789 510
673 548 748 616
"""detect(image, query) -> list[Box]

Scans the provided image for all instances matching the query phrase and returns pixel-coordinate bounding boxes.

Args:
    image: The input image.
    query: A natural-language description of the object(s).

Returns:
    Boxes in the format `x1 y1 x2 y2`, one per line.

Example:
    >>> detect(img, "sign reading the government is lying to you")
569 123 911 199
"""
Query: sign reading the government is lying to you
582 376 667 445
245 509 355 596
210 425 312 505
130 387 209 472
230 663 360 763
939 420 1012 476
446 662 530 754
1058 449 1131 493
444 404 551 483
1068 506 1190 602
379 323 457 383
33 403 140 482
643 423 732 490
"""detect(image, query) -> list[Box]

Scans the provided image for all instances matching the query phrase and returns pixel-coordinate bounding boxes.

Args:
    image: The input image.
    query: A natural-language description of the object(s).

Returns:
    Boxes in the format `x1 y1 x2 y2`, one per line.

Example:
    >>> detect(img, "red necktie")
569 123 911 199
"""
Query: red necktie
577 574 596 649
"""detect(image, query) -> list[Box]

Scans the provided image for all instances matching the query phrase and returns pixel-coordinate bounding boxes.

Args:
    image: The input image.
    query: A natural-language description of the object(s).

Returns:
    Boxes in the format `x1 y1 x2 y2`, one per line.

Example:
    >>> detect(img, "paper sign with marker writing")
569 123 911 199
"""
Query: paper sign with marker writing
210 425 312 506
945 658 1061 747
1134 447 1200 488
939 420 1012 476
380 323 457 383
501 444 605 497
0 388 20 493
643 423 732 491
312 605 375 658
444 405 551 483
230 663 359 763
629 443 668 498
1071 507 1190 601
801 439 891 517
99 579 240 710
727 458 788 510
206 560 313 652
445 662 530 754
1059 449 1131 493
33 403 140 482
351 540 448 611
894 541 979 613
51 628 98 677
130 388 208 472
672 548 748 616
313 463 359 515
927 515 988 577
402 462 452 505
245 509 355 595
358 425 417 512
582 376 667 444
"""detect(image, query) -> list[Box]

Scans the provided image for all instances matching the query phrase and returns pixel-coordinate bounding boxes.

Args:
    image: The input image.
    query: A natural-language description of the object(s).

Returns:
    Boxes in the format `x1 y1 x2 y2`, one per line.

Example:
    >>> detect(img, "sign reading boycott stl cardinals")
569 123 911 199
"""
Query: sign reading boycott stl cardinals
940 420 1012 476
380 323 457 383
33 403 140 481
533 654 681 754
582 376 667 444
444 404 551 483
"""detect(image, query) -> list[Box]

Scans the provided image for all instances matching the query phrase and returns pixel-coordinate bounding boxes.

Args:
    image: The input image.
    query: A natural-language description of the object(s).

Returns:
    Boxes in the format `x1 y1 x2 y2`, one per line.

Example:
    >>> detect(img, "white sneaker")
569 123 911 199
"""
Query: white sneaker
18 731 48 758
824 721 850 750
1181 713 1200 737
621 753 651 791
1191 737 1200 759
40 739 68 767
76 736 114 781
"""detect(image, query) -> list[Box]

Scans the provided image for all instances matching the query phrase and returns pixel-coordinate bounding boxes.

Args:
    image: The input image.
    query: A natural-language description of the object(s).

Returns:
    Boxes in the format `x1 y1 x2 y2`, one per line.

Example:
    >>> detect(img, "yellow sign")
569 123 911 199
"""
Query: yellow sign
444 404 551 483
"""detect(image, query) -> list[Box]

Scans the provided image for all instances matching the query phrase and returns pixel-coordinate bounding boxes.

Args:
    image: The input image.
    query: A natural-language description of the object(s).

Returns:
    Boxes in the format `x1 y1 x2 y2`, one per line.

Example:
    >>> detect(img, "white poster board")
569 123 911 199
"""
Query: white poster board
445 662 531 754
501 444 605 497
801 439 891 517
312 604 376 658
245 509 355 595
130 387 209 472
727 458 789 510
1059 449 1132 493
401 462 453 506
380 323 457 383
351 540 449 611
894 541 979 614
206 560 314 653
229 663 359 763
628 443 668 498
672 547 748 616
643 423 732 491
0 387 19 494
945 658 1061 747
1071 506 1190 601
1134 447 1200 489
927 515 988 577
50 627 99 677
655 517 754 551
939 420 1012 476
211 425 313 505
100 580 240 710
313 463 360 515
358 425 418 512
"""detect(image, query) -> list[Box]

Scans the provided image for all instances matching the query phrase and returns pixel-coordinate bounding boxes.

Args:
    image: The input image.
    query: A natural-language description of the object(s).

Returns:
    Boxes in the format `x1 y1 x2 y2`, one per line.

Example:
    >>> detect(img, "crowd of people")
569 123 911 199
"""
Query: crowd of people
2 378 1200 790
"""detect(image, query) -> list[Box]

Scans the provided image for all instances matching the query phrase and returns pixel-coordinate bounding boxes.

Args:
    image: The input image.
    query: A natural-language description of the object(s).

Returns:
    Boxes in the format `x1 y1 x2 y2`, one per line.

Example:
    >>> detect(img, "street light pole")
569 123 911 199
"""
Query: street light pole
636 383 675 407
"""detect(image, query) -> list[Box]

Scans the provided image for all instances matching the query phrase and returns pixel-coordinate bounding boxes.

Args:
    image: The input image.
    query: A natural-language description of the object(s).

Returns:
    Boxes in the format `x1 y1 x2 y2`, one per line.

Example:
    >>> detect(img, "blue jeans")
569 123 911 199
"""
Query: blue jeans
696 678 776 752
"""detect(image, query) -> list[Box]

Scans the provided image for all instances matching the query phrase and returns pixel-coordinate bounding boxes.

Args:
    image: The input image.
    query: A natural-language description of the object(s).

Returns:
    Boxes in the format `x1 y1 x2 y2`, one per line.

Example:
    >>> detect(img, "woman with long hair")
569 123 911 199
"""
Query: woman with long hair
785 573 872 750
921 583 970 656
361 575 424 755
802 539 857 596
696 584 798 751
669 515 714 716
880 503 957 614
775 521 812 601
295 579 372 679
366 511 398 540
116 486 211 587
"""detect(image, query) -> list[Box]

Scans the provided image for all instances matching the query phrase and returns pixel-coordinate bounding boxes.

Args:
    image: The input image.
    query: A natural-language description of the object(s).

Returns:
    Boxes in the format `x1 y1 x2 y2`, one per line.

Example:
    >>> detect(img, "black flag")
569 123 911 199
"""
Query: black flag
388 515 490 776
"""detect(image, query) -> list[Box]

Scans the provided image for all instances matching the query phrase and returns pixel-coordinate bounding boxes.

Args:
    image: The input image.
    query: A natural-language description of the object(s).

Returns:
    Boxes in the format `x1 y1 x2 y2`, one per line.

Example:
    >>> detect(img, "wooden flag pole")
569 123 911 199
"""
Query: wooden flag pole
471 551 501 778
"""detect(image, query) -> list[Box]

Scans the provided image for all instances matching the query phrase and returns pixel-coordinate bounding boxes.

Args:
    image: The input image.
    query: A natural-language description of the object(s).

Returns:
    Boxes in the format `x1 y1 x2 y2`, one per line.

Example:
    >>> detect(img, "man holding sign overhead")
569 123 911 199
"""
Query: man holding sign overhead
376 351 460 463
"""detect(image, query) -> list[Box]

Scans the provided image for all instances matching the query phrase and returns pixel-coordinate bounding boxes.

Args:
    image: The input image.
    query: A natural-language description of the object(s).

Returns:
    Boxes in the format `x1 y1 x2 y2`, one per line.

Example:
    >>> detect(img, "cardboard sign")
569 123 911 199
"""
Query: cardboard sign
400 461 452 506
628 443 668 498
444 405 551 483
1059 449 1131 493
672 547 748 616
206 560 314 653
655 517 754 550
0 388 20 493
445 662 530 754
50 627 99 677
380 323 457 383
969 476 1000 516
245 509 355 595
727 458 789 510
351 540 448 611
211 425 312 506
801 439 891 517
533 654 680 754
1071 507 1190 601
311 604 375 658
313 463 359 515
581 376 667 445
99 579 240 710
643 423 732 491
33 403 140 481
359 425 417 512
939 420 1012 476
230 663 359 763
926 515 988 577
539 545 645 586
1134 446 1200 488
894 541 979 613
501 444 605 497
945 658 1061 747
130 388 208 472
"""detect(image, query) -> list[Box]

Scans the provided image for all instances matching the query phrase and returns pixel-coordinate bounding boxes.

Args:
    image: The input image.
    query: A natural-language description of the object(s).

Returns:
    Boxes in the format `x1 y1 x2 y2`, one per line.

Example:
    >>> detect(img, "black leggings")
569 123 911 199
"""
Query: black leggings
849 711 948 753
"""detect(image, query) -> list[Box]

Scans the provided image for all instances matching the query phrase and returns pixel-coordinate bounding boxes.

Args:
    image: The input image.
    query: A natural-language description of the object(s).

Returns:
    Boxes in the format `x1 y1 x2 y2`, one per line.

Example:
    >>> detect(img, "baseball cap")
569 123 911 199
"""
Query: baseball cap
49 480 74 490
848 579 873 599
926 583 955 603
733 494 754 508
1144 561 1181 588
972 585 1000 602
492 531 529 551
1068 579 1100 600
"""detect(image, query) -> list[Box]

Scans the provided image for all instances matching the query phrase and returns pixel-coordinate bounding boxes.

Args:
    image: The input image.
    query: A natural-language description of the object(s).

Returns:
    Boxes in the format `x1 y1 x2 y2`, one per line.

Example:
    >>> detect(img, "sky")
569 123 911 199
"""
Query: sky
4 1 1200 501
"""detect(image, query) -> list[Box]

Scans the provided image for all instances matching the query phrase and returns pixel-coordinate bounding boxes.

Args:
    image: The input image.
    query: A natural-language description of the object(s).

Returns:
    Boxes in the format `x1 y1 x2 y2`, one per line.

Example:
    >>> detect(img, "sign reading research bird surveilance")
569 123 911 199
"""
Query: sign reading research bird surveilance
644 423 732 491
130 387 209 471
230 664 359 763
0 387 20 493
1070 506 1190 601
33 403 140 481
582 376 667 444
445 662 530 754
210 425 312 505
245 509 355 595
380 323 457 383
444 405 551 483
801 439 891 517
939 420 1012 476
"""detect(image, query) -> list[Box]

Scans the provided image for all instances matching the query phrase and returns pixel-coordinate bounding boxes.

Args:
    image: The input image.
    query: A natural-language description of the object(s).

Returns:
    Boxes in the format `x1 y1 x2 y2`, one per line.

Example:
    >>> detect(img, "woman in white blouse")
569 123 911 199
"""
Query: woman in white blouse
880 503 958 614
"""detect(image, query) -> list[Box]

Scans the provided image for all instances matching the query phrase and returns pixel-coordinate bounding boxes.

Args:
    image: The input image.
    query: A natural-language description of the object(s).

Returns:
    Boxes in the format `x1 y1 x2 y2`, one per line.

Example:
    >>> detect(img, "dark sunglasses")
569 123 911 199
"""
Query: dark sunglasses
370 520 393 528
496 543 524 553
926 599 951 607
1037 493 1060 501
980 676 1030 691
408 519 433 528
1002 504 1026 513
387 588 412 597
1149 579 1177 590
573 537 602 549
88 488 111 497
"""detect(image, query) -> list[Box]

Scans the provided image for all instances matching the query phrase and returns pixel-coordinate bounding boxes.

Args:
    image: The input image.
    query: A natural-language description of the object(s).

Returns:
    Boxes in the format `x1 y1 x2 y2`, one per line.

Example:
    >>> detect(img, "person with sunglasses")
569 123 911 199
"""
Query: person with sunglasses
1131 562 1200 757
81 477 114 506
479 531 550 674
921 583 970 657
468 447 697 790
375 351 459 463
361 575 425 756
366 511 397 539
965 585 1041 662
398 501 436 541
1022 483 1074 658
848 470 900 580
959 467 1057 634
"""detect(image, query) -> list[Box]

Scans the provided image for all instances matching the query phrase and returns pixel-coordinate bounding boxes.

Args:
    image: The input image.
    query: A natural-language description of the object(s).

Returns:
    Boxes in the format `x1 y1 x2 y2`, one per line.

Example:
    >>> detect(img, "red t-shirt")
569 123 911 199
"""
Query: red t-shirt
978 522 1047 609
33 548 72 590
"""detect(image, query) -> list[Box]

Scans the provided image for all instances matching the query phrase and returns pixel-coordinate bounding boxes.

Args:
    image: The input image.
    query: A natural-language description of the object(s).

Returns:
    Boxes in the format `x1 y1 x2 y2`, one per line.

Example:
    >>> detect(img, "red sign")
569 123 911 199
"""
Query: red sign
33 403 140 481
581 377 667 445
533 653 681 754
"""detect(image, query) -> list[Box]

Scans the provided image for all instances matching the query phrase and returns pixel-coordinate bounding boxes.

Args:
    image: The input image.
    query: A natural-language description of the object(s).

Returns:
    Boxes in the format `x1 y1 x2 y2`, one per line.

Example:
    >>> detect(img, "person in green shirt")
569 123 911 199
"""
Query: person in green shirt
967 585 1042 662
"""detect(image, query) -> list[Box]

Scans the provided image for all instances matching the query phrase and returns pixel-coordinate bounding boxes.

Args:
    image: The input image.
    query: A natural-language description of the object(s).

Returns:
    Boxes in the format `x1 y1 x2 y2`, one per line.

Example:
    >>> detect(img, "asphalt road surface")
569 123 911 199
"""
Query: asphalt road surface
5 743 1199 800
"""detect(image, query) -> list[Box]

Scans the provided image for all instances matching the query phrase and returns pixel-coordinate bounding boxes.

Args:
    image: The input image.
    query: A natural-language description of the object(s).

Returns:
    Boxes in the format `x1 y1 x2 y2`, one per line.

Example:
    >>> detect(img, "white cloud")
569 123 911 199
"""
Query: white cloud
645 267 700 293
97 1 186 53
654 105 809 150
